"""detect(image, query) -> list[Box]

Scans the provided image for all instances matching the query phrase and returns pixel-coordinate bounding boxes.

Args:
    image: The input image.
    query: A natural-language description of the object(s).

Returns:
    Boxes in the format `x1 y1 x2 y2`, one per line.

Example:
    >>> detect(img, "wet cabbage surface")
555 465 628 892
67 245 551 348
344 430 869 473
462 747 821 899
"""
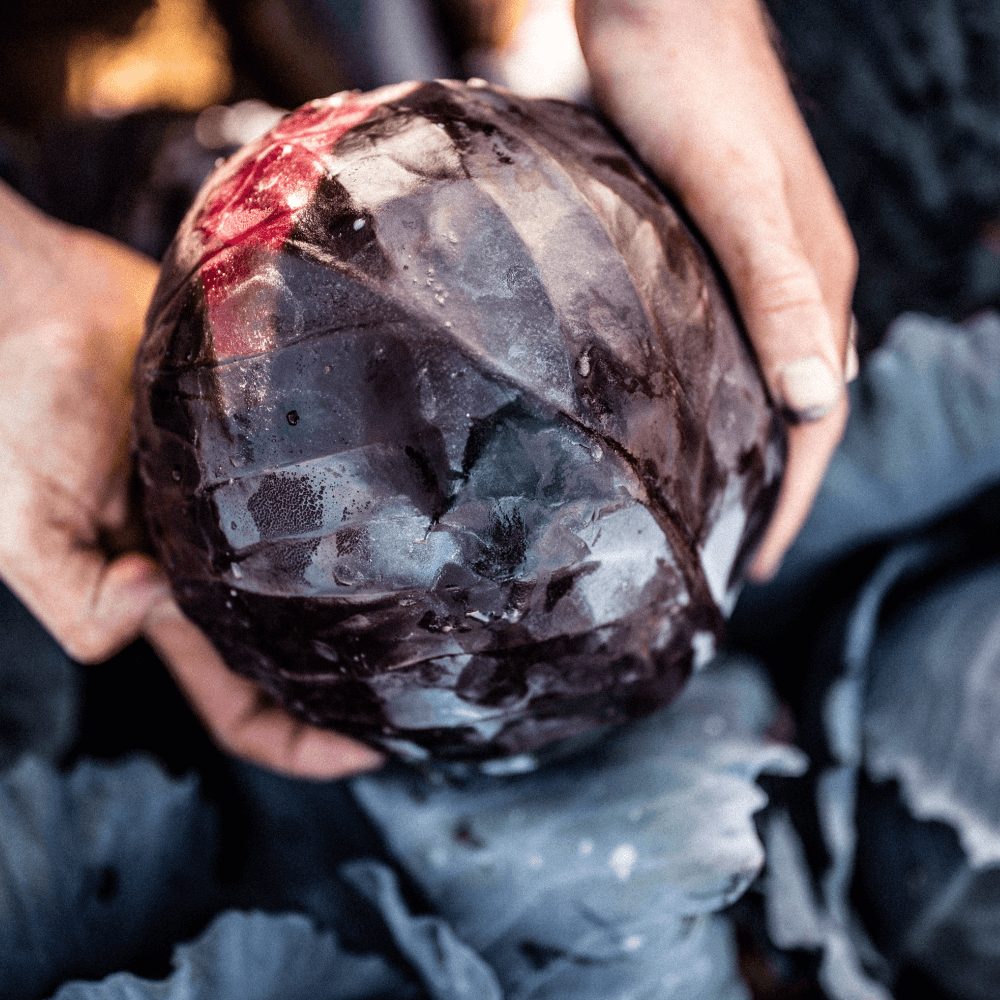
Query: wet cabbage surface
135 80 783 760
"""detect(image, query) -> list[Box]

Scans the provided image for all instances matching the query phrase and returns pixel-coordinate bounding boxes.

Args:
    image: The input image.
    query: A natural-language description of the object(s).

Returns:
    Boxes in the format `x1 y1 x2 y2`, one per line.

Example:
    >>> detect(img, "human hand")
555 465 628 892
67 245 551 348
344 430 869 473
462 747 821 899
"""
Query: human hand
576 0 859 579
0 180 381 779
142 600 384 779
0 179 164 661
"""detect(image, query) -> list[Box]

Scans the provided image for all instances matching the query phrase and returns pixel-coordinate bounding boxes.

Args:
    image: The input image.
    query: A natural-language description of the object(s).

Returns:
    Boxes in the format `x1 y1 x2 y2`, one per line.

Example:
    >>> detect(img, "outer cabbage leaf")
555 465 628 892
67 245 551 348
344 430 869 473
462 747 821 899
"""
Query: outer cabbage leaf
0 756 219 1000
351 655 805 999
50 909 420 1000
341 859 502 1000
0 583 77 773
753 312 1000 1000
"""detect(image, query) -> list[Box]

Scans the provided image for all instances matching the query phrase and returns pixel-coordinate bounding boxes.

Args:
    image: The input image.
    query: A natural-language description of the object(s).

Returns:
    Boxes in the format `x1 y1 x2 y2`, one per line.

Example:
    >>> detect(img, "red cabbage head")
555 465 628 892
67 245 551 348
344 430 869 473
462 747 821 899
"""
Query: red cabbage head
134 80 784 761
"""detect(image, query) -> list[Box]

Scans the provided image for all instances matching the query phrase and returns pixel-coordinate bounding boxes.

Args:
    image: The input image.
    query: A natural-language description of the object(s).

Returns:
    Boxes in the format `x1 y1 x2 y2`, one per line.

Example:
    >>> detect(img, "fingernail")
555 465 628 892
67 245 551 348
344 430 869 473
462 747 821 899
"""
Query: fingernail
776 355 843 422
845 315 860 382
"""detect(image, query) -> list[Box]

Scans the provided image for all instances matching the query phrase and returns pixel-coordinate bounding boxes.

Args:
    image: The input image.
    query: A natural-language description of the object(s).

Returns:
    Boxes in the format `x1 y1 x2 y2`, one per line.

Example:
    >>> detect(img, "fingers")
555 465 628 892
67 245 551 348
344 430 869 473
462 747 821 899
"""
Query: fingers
6 517 385 779
0 188 163 658
0 520 173 663
4 170 383 779
578 0 859 576
143 597 385 780
698 177 855 579
739 234 856 579
688 142 856 579
696 177 854 581
62 552 174 663
749 395 849 580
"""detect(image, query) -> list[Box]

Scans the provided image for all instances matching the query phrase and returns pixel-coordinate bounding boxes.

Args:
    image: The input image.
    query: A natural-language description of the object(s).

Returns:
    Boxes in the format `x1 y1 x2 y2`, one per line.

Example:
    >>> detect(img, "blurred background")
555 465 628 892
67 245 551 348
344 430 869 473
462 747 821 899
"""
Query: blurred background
5 0 1000 351
0 0 588 261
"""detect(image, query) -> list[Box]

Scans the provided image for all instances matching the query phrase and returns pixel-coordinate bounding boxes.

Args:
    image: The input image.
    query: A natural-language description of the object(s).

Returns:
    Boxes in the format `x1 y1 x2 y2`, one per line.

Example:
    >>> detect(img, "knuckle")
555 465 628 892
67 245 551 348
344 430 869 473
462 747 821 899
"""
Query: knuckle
747 263 825 319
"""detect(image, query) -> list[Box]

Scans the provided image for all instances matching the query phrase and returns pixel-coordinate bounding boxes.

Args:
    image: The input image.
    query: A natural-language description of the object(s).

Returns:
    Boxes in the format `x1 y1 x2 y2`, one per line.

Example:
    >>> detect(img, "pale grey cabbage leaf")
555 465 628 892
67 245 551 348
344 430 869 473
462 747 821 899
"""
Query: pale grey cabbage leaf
50 909 418 1000
352 655 805 999
0 755 219 1000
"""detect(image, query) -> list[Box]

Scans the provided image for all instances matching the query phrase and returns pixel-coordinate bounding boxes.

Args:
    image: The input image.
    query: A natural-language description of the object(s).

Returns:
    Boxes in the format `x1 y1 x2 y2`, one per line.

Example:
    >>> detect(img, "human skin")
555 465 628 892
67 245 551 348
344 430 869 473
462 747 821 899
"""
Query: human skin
0 179 382 779
576 0 859 580
0 181 161 664
0 0 857 778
